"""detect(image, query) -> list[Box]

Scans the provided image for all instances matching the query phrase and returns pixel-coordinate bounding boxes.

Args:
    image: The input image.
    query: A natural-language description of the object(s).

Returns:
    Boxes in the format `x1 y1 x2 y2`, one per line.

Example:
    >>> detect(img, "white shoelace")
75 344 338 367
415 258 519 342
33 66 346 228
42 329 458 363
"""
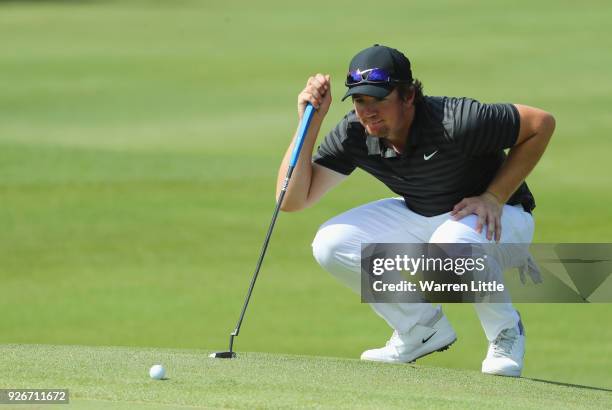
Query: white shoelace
492 327 518 357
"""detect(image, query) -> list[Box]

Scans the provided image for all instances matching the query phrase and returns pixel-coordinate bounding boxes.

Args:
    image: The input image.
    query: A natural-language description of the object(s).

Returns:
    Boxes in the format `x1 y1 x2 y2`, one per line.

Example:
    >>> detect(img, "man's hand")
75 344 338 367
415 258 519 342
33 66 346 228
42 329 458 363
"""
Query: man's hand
298 73 331 120
450 192 504 242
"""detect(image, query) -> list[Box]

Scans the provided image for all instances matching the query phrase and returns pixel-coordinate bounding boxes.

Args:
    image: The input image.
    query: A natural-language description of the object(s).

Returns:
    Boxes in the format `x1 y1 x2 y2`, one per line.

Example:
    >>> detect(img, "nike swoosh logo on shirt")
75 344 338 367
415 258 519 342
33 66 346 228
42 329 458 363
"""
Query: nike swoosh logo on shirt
423 150 438 160
422 331 437 343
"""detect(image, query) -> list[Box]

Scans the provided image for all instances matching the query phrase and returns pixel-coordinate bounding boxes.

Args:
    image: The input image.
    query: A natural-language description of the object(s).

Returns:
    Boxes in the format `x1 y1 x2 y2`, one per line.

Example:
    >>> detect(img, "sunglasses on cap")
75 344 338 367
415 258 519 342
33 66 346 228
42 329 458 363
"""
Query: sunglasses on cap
345 68 407 86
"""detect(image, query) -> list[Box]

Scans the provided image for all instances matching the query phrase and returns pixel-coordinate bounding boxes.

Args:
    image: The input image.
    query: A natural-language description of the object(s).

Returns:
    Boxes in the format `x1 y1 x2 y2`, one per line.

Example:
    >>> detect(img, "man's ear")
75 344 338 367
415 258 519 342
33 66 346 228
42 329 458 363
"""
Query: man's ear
407 86 416 106
402 87 416 107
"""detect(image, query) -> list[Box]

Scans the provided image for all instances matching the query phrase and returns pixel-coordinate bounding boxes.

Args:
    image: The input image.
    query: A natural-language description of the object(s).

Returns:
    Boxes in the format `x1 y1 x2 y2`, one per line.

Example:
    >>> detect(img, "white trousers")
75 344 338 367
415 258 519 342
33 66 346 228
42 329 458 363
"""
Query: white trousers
311 198 534 341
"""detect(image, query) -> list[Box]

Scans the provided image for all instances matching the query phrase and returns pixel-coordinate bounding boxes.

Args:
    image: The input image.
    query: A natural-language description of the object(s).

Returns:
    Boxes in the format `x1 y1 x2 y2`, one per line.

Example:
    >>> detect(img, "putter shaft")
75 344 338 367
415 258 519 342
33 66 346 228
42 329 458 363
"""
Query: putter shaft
218 104 315 358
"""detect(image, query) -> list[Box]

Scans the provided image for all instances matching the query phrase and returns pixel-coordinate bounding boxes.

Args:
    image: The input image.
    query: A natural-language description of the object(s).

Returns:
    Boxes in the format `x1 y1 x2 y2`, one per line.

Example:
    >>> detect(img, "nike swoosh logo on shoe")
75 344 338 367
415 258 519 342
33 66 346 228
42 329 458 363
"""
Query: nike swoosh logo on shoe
422 331 437 343
424 150 438 160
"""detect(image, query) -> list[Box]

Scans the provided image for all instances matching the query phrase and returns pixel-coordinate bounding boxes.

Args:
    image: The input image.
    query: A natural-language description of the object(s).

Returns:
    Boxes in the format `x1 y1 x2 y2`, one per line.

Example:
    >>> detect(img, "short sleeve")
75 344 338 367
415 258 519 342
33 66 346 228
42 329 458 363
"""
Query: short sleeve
452 98 520 156
312 116 356 175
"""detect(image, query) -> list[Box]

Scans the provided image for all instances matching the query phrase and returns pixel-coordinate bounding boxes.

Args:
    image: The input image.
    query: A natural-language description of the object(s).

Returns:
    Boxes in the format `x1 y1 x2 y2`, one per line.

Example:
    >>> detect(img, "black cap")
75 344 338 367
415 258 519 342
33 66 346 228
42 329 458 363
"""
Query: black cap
342 44 413 101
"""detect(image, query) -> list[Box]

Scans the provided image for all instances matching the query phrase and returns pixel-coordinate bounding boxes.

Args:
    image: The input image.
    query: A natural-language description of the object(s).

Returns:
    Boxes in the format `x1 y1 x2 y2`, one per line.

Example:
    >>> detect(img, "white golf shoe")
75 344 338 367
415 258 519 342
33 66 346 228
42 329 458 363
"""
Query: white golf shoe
360 308 457 363
481 316 525 377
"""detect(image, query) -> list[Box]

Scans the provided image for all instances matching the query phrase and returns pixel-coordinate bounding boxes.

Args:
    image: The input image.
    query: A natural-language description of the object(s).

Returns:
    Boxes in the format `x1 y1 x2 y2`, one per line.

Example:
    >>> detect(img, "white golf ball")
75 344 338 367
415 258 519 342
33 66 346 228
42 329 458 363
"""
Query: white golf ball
149 364 166 380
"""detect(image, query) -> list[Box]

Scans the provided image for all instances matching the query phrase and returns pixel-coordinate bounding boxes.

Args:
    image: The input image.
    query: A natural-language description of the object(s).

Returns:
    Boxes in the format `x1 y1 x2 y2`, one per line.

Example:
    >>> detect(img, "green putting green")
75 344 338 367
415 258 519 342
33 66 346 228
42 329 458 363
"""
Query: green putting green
1 0 611 398
1 344 610 409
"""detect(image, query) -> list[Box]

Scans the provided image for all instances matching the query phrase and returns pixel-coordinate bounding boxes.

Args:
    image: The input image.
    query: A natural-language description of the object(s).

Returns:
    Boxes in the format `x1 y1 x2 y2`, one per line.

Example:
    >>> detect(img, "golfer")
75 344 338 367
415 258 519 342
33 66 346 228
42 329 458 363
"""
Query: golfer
276 45 555 377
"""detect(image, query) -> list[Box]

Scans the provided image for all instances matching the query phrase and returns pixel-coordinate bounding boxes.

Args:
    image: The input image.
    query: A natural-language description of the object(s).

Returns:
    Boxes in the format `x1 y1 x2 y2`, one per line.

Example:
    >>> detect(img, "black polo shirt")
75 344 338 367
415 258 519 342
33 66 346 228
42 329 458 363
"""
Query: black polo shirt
312 96 535 217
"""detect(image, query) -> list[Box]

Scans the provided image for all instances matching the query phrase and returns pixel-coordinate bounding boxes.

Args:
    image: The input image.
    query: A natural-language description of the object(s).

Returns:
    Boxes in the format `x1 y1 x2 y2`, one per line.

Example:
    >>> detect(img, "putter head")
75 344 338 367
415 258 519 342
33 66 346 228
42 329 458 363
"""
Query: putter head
209 351 236 359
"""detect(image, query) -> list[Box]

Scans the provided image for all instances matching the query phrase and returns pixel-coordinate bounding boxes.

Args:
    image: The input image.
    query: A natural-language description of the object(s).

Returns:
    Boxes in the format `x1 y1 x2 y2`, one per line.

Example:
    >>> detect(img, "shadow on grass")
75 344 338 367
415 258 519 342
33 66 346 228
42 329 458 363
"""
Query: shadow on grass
525 377 612 393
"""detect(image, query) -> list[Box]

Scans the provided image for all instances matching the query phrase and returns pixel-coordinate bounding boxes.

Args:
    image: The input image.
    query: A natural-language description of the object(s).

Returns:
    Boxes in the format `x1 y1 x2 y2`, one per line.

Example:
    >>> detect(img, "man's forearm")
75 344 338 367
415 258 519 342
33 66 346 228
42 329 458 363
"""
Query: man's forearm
275 115 324 211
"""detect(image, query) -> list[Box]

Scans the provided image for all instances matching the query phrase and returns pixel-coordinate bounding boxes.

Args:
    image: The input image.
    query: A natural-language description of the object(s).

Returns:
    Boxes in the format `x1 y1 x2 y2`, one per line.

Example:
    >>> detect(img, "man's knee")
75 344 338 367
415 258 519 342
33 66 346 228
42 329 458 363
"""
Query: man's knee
311 222 361 272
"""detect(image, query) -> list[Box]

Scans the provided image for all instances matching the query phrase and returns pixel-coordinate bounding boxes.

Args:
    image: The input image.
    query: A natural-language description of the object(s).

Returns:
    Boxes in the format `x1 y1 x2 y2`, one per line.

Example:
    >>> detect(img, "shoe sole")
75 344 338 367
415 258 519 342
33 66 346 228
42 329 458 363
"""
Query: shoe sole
482 372 521 377
361 337 457 364
481 367 521 377
409 337 457 363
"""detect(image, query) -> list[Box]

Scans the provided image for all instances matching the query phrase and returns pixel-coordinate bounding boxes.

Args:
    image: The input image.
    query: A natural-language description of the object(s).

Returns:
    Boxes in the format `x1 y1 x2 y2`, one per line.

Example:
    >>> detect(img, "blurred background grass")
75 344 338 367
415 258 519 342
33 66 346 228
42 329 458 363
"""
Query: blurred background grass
1 0 611 389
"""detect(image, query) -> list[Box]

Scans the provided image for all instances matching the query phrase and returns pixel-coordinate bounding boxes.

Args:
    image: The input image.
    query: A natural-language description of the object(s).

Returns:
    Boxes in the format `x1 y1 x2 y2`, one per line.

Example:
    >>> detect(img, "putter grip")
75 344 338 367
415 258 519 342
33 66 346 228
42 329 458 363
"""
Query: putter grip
289 103 315 167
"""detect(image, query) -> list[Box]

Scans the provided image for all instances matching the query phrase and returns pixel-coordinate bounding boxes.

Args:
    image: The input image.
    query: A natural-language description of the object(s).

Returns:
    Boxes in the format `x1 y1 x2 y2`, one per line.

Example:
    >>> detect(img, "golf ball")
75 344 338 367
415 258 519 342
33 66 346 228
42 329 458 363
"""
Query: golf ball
149 364 166 380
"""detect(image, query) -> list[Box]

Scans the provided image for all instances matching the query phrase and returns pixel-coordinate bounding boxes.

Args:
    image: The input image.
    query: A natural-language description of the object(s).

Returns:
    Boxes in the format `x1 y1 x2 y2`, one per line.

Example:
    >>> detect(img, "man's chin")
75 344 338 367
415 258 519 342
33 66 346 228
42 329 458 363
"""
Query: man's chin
360 121 388 137
366 127 388 137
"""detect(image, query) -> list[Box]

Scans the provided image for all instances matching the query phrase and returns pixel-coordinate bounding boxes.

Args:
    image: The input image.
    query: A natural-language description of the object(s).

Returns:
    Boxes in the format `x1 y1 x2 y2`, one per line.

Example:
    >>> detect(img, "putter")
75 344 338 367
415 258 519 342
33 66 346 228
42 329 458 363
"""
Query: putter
210 103 316 359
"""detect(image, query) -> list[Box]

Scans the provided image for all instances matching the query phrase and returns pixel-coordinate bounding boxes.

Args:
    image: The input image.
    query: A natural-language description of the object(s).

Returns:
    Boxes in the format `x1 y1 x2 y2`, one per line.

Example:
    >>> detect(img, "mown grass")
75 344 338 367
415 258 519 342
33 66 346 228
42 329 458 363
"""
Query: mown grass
1 0 611 395
1 344 610 409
